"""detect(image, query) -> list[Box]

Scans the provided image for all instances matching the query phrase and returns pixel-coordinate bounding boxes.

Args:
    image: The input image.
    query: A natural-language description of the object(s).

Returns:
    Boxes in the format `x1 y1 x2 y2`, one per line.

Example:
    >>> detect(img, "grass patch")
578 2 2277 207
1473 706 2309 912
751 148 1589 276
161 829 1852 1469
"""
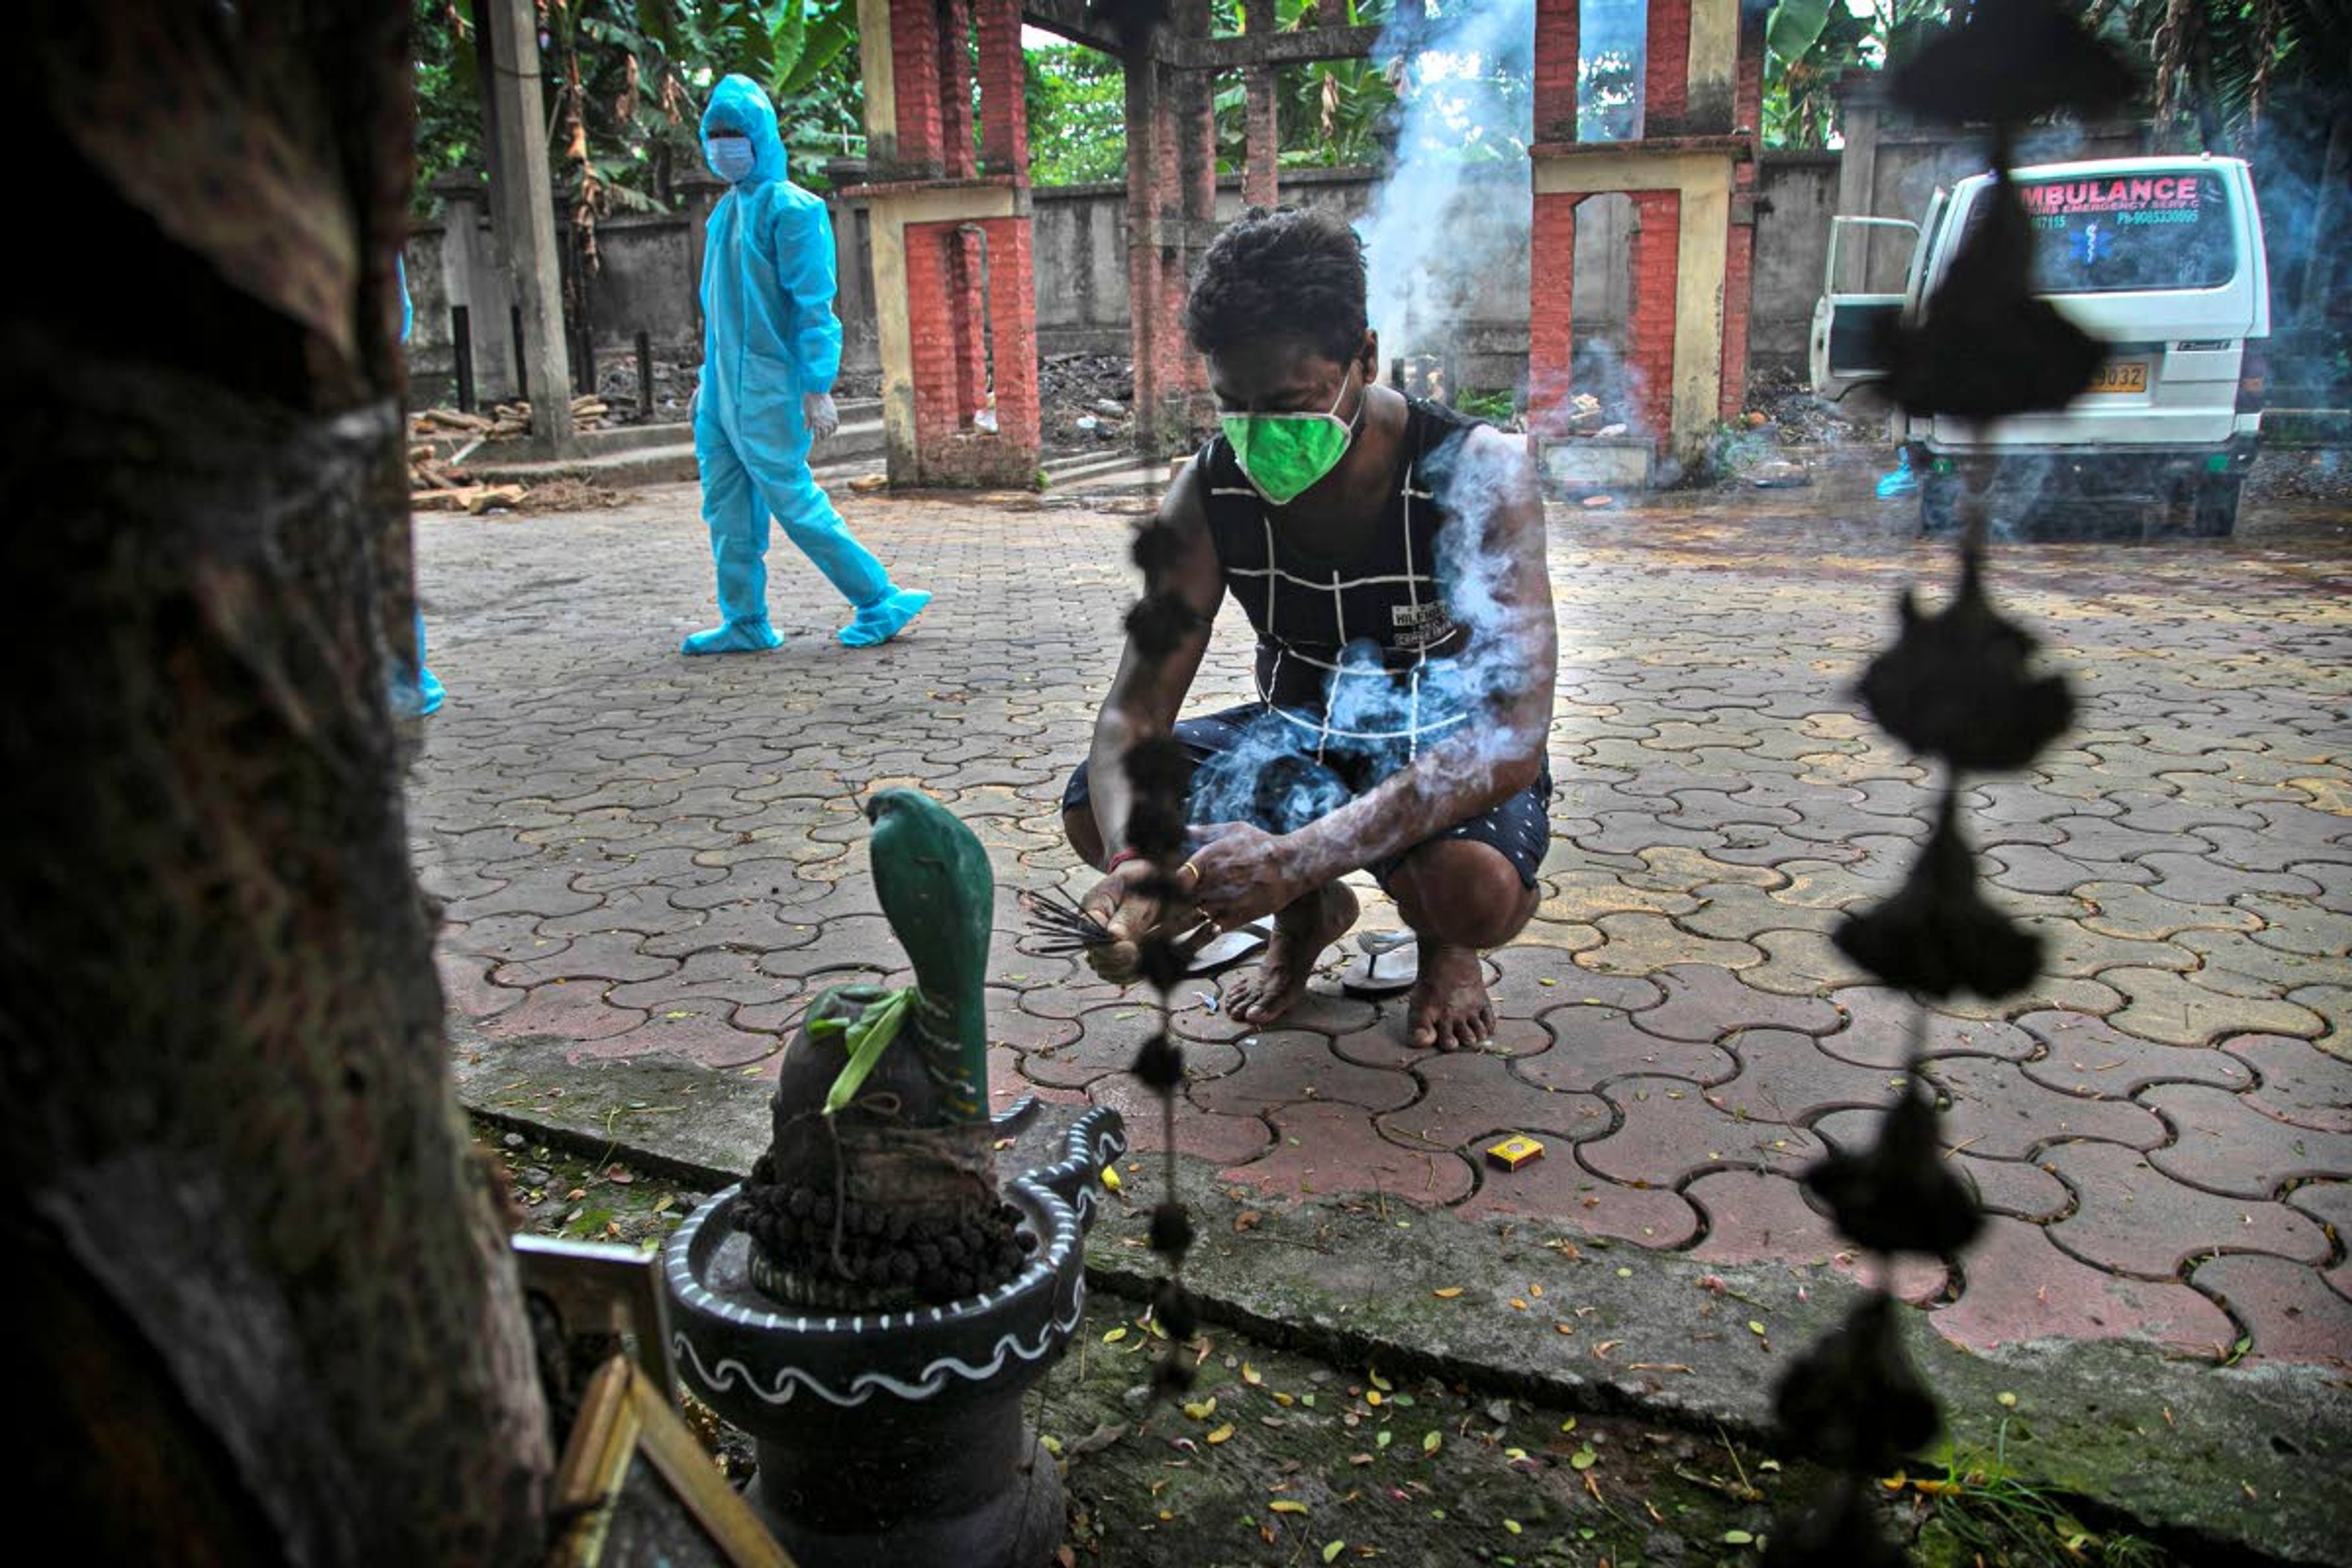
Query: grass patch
1895 1424 2173 1568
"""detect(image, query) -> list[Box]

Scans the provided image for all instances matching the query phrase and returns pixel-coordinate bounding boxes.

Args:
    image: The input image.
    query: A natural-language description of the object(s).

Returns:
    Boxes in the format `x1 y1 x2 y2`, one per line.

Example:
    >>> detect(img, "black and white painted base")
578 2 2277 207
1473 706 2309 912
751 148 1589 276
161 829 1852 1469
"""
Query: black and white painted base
664 1104 1128 1567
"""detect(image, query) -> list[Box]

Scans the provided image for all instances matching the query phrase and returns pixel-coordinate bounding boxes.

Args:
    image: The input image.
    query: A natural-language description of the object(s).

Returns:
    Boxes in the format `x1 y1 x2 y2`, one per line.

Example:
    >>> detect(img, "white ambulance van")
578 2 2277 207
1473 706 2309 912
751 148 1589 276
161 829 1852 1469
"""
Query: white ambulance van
1812 155 2271 535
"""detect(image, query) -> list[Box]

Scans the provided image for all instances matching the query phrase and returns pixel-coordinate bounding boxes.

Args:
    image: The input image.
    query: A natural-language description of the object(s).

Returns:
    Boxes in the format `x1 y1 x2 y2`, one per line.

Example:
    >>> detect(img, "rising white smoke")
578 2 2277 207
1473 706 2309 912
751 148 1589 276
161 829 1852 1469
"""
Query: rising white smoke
1360 0 1536 363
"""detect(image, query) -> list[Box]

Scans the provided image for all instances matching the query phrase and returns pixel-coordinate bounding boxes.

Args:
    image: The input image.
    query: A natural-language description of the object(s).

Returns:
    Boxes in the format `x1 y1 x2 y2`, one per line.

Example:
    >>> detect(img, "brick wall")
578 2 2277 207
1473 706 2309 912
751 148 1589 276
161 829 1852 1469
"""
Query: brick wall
1627 190 1681 443
1532 0 1580 142
1644 0 1691 132
1527 191 1581 432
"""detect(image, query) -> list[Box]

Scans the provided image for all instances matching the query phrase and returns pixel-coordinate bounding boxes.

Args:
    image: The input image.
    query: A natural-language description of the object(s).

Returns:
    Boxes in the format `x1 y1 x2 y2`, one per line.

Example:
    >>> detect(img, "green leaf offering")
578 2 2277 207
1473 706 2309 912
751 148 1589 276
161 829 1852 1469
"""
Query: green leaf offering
821 987 919 1117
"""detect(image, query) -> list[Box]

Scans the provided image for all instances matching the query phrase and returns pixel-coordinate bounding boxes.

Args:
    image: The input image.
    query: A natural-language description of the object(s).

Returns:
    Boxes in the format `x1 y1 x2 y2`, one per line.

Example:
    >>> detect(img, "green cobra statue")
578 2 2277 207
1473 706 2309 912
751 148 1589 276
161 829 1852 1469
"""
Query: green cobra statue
736 788 1029 1306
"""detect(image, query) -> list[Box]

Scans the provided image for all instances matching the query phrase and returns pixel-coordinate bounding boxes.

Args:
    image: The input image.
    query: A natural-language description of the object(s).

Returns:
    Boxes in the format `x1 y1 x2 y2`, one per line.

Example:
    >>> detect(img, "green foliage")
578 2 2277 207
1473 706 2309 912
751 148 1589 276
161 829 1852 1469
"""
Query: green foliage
1267 0 1399 169
1766 0 1839 63
1025 42 1127 186
412 0 864 218
1761 1 1950 150
2107 0 2348 153
1454 388 1517 423
1023 0 1409 184
1762 2 1871 149
1905 1429 2171 1567
413 1 484 192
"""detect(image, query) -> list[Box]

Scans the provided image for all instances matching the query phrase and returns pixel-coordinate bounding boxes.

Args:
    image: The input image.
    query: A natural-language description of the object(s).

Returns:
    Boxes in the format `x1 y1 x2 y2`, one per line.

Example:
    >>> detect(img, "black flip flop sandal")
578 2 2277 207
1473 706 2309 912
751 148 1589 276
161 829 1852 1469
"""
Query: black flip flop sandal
1185 920 1272 976
1338 930 1419 998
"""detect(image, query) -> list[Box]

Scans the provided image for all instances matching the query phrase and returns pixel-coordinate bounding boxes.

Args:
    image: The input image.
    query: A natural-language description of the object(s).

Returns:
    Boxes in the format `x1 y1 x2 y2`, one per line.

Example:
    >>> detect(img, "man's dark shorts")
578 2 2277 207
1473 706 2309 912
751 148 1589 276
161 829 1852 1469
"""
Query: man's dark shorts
1061 703 1552 889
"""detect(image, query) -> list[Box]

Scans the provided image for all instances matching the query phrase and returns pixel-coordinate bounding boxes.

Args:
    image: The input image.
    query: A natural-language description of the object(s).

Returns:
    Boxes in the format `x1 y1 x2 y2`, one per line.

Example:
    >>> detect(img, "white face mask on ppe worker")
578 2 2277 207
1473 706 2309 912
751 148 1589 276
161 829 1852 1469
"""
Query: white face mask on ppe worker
706 136 756 184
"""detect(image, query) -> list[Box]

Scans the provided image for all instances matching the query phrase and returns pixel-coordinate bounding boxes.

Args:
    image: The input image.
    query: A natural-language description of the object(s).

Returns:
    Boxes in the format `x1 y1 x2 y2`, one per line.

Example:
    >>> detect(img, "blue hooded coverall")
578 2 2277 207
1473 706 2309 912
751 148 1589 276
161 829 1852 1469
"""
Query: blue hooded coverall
396 252 447 715
687 76 927 655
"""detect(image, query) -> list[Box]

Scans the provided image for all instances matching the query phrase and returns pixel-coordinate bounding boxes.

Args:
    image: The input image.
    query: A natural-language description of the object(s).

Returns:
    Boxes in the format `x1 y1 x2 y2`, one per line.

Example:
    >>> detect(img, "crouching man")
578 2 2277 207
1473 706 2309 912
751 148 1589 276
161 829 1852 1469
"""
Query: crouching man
1063 207 1557 1050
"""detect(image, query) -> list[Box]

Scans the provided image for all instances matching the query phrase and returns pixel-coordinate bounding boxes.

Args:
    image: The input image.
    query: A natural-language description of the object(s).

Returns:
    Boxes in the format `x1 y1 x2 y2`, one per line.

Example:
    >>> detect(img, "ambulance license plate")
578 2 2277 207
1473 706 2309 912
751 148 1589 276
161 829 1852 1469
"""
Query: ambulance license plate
2085 360 2149 394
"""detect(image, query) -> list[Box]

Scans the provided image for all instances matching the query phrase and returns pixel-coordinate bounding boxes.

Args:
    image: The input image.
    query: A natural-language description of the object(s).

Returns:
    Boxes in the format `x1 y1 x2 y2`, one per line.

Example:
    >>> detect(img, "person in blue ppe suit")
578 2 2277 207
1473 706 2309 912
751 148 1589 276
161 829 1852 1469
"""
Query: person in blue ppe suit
686 75 929 655
394 252 448 716
1876 446 1919 499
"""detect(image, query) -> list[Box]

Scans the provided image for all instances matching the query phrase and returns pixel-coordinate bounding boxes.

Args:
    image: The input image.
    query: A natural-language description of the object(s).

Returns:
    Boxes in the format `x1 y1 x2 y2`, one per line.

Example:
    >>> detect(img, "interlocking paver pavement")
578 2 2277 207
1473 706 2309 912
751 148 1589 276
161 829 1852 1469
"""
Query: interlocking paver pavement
418 470 2352 1369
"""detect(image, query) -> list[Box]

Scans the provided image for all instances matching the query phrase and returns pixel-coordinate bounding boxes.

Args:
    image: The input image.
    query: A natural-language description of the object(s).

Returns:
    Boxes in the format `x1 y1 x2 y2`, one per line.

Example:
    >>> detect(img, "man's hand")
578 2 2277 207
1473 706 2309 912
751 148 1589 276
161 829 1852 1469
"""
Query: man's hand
804 391 840 440
1076 858 1176 984
1183 821 1311 930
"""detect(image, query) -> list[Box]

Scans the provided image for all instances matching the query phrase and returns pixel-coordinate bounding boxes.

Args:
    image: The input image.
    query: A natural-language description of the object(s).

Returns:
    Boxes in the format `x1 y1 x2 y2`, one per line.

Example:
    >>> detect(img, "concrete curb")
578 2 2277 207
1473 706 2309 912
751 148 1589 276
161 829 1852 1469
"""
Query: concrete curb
451 1024 2352 1566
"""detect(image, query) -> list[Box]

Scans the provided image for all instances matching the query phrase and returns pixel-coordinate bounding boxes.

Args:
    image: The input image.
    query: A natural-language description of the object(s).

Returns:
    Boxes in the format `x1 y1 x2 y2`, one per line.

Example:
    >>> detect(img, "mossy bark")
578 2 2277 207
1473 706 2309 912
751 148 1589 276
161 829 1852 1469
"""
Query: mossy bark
1 5 550 1562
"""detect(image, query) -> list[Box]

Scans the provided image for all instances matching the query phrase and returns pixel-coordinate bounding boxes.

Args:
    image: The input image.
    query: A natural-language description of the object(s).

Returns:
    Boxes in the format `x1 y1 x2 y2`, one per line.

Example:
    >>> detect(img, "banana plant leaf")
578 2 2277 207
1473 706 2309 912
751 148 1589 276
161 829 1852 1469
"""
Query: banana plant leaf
1766 0 1837 62
820 985 919 1117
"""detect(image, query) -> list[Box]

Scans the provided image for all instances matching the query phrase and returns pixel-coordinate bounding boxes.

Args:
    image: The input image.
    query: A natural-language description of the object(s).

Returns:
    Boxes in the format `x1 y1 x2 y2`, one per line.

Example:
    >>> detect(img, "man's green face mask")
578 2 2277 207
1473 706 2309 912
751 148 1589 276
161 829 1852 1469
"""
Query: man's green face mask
1221 365 1361 507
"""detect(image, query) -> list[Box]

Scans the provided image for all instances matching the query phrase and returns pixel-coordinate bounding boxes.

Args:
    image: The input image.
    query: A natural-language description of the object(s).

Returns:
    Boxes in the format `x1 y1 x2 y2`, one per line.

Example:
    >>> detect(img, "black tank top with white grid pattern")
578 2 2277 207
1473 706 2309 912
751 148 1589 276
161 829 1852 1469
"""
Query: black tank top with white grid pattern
1198 397 1480 753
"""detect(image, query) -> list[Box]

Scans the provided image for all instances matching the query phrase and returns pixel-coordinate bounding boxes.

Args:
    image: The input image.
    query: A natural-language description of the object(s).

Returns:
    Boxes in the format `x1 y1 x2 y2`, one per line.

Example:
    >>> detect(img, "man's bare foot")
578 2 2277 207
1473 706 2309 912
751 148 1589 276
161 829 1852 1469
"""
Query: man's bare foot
1407 939 1495 1052
1225 882 1360 1026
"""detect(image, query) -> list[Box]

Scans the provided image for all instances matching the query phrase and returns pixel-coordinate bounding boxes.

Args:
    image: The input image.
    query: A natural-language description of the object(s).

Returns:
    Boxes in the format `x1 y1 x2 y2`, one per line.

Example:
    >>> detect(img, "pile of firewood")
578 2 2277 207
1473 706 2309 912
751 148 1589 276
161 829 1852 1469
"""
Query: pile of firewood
410 407 492 441
405 409 524 513
472 394 613 437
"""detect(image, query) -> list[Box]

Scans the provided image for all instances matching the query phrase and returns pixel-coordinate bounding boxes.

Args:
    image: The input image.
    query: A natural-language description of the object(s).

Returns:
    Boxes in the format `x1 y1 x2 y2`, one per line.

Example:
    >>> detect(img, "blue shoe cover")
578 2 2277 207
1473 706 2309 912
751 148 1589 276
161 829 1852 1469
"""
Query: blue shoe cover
1875 461 1919 499
415 664 446 716
838 588 930 649
681 619 785 656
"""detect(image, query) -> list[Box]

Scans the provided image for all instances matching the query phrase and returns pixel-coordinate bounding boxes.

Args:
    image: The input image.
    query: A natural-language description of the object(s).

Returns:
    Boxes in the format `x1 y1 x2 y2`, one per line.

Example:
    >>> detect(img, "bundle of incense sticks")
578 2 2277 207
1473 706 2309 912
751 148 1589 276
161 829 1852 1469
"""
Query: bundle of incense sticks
1020 885 1216 965
1020 885 1117 956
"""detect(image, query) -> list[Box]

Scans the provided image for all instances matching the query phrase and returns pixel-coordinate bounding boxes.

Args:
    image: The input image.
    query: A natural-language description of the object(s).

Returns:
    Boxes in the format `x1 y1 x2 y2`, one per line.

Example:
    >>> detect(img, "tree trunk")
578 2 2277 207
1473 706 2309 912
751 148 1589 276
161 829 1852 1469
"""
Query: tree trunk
2 5 551 1563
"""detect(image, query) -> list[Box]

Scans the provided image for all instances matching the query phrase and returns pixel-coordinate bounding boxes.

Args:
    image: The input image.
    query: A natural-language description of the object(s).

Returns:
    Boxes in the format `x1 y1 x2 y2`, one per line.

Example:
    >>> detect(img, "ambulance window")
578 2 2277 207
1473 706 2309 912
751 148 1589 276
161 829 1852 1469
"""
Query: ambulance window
1975 173 2238 293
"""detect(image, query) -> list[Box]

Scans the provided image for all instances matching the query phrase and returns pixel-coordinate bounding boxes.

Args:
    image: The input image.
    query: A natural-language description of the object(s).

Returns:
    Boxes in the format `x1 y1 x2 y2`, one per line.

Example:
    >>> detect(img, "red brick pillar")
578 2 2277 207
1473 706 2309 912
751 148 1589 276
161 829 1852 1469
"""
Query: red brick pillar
904 221 960 455
1735 11 1765 134
982 216 1042 456
937 0 978 180
1533 0 1581 143
1172 0 1216 396
1126 48 1208 451
1718 16 1765 419
951 225 989 422
1627 190 1681 446
1528 190 1583 434
1242 0 1279 206
1243 70 1279 207
975 0 1028 176
1125 54 1168 443
1645 0 1691 133
1718 195 1754 420
890 1 946 175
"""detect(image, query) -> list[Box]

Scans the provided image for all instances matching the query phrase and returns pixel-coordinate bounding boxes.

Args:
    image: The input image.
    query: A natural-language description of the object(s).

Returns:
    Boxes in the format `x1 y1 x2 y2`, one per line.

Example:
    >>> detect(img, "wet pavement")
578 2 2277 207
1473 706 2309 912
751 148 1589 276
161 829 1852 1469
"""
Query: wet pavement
415 450 2352 1380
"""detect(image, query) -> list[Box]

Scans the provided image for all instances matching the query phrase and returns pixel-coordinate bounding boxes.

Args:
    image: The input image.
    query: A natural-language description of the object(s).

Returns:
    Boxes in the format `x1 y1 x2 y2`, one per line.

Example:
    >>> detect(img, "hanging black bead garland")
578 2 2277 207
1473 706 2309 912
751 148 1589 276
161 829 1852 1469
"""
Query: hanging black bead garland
1121 516 1204 1395
1762 4 2133 1558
